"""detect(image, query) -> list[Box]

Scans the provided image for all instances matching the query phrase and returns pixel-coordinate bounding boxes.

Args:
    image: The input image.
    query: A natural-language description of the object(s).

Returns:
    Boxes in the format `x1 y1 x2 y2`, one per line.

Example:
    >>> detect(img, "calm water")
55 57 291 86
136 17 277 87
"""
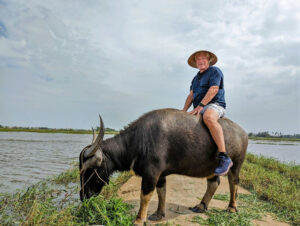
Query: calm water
248 140 300 164
0 132 113 194
0 132 299 193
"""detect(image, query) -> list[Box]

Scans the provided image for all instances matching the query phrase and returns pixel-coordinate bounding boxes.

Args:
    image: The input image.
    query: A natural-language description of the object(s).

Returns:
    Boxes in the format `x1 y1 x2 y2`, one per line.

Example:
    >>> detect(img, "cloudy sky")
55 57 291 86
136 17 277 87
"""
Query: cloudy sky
0 0 299 134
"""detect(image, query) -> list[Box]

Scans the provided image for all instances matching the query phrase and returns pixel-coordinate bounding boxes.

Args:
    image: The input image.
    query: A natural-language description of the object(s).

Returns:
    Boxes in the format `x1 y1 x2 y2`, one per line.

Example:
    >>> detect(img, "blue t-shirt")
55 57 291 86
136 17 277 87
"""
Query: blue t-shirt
190 66 226 108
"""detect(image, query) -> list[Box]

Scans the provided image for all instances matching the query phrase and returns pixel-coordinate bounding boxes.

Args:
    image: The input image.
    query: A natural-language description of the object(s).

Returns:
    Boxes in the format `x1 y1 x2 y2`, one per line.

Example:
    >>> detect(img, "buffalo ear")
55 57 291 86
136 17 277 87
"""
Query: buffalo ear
80 149 103 174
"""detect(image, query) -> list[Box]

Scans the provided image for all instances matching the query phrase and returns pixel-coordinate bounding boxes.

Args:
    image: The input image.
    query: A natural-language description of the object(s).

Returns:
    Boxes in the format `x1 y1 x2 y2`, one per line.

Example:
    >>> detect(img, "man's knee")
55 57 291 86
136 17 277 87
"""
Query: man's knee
203 110 218 126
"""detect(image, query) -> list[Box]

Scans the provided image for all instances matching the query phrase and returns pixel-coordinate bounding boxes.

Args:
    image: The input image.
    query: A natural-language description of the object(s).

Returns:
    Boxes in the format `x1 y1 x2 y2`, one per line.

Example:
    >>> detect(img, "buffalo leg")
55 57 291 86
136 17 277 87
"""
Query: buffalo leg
134 176 157 225
227 167 240 212
190 176 220 213
148 176 166 221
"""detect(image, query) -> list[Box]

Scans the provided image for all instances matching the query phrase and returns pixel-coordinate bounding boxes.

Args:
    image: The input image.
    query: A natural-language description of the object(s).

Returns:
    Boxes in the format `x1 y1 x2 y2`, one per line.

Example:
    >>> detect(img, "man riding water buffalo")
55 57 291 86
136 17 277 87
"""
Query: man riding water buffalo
183 50 232 176
79 50 248 225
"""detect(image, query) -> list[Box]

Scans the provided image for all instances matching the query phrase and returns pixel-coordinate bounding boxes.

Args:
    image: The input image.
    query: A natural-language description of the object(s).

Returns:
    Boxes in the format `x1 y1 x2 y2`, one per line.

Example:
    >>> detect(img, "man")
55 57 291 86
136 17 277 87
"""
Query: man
183 50 232 176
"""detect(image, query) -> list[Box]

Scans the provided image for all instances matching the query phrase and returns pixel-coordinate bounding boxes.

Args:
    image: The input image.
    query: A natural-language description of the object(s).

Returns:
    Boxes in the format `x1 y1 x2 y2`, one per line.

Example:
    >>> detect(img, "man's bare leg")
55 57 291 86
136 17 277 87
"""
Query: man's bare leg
203 109 226 152
203 109 232 175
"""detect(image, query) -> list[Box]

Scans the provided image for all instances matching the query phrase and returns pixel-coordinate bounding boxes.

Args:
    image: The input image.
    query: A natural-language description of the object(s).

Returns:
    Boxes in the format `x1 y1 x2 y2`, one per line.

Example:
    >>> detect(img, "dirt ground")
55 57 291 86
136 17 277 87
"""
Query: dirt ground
118 175 289 226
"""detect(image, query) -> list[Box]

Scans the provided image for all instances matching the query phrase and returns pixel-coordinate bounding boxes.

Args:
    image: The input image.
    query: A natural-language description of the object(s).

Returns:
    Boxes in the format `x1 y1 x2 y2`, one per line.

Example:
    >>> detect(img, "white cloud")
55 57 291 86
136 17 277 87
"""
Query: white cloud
0 0 299 133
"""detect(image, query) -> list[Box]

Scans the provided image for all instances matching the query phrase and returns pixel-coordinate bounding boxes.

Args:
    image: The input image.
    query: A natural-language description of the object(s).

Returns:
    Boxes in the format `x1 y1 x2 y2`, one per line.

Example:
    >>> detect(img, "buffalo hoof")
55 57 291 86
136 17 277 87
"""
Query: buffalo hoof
189 204 206 213
227 206 238 213
148 212 165 221
133 217 145 226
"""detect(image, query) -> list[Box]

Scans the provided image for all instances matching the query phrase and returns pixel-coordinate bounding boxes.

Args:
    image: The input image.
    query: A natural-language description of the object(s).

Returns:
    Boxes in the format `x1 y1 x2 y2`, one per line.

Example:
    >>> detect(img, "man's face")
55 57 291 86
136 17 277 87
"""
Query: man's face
195 53 210 72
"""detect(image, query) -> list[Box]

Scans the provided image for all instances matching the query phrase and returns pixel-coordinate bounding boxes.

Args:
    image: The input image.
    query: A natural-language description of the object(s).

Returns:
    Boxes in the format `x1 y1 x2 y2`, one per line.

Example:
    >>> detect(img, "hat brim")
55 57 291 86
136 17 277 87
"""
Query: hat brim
187 50 218 68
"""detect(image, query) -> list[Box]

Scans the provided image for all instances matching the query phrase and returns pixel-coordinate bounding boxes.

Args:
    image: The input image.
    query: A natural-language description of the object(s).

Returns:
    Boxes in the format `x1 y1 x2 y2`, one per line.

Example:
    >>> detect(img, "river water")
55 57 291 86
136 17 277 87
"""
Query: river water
0 132 299 194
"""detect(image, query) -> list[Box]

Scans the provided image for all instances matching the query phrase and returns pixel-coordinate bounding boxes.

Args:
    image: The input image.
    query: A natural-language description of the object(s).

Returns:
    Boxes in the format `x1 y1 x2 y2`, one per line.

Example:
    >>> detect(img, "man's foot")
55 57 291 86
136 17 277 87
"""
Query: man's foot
214 152 233 176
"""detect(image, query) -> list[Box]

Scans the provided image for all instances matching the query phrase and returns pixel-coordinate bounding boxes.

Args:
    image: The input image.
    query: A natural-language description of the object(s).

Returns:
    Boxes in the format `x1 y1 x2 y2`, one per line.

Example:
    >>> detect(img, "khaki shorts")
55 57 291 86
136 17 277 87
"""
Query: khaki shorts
200 103 226 118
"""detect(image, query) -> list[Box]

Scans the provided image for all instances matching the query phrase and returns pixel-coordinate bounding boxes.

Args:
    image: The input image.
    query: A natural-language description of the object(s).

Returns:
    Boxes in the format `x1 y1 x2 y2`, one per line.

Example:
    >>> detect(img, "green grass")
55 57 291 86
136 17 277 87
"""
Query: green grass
193 193 272 226
52 165 80 185
0 163 133 225
245 153 300 180
191 153 300 226
74 195 134 225
239 154 300 224
1 154 299 225
193 188 299 226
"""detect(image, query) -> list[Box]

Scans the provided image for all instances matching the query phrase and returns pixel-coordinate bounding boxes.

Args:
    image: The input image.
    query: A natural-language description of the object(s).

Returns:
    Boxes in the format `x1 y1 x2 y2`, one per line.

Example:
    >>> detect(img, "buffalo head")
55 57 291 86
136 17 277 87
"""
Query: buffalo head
79 115 109 201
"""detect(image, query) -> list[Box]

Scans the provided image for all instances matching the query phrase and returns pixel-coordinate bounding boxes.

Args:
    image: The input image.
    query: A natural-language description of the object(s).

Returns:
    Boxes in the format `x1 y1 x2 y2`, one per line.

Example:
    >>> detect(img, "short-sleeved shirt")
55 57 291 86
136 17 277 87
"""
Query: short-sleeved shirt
190 66 226 109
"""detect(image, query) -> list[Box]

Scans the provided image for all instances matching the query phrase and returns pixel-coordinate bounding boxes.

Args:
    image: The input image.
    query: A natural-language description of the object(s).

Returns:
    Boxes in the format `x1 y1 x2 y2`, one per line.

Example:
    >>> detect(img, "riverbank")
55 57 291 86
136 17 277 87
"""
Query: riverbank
248 136 300 142
0 128 118 135
0 163 134 225
239 153 299 224
0 154 299 225
1 128 299 142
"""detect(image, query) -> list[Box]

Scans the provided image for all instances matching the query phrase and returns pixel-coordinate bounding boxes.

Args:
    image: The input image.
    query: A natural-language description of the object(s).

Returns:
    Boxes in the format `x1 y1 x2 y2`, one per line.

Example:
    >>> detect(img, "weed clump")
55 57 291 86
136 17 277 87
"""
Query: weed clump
0 165 133 225
75 196 134 225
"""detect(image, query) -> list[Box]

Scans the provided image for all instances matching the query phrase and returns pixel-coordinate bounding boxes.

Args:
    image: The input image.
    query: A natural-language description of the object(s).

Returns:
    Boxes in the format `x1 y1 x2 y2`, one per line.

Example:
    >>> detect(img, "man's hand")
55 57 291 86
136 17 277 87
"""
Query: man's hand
183 90 194 112
188 105 204 116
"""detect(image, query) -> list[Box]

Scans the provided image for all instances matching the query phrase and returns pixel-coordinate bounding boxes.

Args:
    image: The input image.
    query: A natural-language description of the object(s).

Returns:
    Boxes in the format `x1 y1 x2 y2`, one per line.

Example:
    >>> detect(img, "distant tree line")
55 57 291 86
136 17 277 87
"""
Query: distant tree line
95 126 117 132
1 124 298 137
0 125 118 132
248 131 300 138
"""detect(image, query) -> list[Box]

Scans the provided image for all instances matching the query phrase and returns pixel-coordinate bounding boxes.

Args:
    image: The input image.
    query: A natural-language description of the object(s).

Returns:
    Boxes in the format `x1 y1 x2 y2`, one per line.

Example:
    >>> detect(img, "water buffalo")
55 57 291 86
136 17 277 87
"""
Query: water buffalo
79 108 248 225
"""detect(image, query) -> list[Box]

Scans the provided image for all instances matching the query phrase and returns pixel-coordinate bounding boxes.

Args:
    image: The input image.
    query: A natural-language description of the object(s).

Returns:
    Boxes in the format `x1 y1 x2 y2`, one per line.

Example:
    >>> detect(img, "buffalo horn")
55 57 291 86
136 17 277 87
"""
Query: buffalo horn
91 127 97 144
84 115 105 158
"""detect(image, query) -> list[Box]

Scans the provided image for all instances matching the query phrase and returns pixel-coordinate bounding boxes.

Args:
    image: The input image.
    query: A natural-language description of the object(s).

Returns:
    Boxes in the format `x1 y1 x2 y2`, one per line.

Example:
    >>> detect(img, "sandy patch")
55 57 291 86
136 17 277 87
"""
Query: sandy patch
118 175 289 226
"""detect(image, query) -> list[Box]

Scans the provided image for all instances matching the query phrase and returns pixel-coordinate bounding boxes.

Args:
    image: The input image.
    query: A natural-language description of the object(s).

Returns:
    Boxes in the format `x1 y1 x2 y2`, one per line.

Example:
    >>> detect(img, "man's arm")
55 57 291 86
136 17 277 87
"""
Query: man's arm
189 86 219 115
183 90 193 111
200 86 219 105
